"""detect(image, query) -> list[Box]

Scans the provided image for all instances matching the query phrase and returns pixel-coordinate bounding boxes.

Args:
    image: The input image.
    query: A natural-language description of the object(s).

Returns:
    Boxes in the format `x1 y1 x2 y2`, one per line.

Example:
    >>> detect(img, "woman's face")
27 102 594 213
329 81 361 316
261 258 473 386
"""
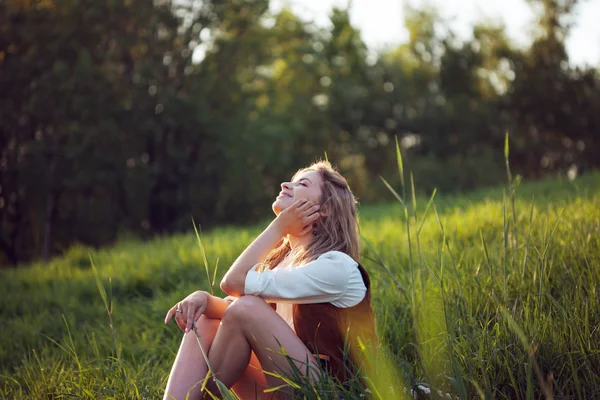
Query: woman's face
272 170 323 215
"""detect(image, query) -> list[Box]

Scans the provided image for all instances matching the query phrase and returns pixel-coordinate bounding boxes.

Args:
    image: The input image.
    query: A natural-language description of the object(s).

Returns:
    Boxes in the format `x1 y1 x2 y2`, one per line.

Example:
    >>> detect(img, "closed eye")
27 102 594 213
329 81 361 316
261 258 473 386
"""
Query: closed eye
295 177 312 187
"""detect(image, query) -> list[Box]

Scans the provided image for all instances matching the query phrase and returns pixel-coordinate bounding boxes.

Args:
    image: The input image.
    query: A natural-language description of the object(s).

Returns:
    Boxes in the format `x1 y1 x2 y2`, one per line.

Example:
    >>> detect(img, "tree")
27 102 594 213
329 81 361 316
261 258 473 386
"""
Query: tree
508 0 599 177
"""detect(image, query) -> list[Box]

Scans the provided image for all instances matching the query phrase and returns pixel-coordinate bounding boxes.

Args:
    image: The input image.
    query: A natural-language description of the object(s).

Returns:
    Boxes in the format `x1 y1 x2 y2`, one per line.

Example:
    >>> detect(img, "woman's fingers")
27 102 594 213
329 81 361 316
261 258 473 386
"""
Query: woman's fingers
192 308 204 329
305 204 320 216
185 303 196 333
176 301 187 329
297 202 319 221
176 302 189 332
295 199 312 211
305 210 321 224
292 198 309 210
164 304 178 324
175 312 186 332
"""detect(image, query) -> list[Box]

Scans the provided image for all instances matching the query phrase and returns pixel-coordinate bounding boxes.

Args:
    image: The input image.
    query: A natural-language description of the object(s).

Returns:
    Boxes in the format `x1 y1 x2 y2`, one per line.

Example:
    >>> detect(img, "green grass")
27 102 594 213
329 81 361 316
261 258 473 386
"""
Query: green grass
1 171 600 399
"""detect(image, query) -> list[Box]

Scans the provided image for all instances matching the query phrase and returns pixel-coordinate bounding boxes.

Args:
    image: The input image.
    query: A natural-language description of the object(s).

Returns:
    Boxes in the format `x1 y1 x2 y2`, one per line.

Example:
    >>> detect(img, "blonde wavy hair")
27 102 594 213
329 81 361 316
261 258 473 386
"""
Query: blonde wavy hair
265 161 360 268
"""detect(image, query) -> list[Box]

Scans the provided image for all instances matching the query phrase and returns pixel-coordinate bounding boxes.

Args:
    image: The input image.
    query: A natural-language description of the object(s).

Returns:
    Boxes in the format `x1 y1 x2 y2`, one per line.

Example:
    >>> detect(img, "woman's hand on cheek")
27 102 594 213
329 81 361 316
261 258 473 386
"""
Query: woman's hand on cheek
273 198 320 236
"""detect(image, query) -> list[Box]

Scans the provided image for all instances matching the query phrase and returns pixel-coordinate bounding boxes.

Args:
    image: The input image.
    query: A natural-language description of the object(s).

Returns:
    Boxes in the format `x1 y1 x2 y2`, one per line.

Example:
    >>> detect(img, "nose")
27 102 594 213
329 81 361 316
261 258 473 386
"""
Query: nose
281 181 292 190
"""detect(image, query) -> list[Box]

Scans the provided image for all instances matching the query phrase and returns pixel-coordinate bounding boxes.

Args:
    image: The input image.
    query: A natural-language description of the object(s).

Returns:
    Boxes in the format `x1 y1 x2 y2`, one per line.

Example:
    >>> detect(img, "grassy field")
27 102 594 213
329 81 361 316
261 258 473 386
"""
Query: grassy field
1 169 599 399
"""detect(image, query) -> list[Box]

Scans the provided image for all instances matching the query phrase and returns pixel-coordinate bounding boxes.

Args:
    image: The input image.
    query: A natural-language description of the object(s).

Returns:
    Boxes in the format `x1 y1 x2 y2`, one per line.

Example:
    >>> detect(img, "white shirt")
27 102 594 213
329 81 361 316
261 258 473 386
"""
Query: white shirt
244 250 367 330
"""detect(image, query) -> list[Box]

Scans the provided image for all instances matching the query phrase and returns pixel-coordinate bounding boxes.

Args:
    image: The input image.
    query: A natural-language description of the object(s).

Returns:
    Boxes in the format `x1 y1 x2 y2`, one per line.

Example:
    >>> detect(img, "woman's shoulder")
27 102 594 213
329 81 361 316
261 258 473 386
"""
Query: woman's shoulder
316 250 358 267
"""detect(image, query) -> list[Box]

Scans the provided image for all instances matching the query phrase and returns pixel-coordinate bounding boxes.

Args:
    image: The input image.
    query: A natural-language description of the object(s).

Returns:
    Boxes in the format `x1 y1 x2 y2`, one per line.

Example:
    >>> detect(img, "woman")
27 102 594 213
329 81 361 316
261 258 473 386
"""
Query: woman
163 161 377 400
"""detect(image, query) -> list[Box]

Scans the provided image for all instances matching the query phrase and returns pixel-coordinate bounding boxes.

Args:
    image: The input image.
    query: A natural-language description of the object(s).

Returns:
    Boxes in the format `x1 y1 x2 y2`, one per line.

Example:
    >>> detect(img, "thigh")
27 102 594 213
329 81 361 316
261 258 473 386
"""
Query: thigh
230 296 321 388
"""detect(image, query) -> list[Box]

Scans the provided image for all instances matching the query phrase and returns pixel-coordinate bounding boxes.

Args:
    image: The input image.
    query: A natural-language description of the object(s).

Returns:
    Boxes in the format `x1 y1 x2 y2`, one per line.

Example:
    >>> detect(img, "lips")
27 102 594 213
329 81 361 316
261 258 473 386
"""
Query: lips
278 191 292 199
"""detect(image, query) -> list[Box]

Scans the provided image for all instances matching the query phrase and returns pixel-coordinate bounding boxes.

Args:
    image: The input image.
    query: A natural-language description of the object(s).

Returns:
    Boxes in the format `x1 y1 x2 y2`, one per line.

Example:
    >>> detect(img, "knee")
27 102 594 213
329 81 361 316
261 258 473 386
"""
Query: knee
222 295 268 325
194 314 220 332
181 315 219 341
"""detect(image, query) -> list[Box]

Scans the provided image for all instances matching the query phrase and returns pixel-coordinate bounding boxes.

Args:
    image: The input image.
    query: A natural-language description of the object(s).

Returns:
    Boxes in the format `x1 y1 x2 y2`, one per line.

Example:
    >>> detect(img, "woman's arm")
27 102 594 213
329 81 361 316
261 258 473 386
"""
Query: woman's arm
219 221 283 297
220 199 320 297
204 293 230 319
244 251 361 305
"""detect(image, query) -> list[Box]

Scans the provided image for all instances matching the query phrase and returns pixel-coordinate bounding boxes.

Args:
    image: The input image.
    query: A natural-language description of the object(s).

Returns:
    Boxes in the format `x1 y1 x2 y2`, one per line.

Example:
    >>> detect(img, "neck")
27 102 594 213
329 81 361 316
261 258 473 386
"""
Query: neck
287 233 313 253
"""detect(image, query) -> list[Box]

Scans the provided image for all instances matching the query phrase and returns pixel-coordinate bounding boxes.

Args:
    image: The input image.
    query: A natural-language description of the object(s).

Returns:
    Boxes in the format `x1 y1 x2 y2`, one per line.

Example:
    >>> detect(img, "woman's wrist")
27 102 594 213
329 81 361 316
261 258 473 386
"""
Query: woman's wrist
196 290 209 301
204 293 229 319
268 218 286 238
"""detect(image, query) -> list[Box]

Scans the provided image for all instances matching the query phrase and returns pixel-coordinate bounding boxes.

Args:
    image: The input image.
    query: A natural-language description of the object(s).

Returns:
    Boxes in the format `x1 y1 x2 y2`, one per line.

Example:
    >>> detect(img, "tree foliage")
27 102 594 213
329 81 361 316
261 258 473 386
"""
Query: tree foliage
1 0 599 264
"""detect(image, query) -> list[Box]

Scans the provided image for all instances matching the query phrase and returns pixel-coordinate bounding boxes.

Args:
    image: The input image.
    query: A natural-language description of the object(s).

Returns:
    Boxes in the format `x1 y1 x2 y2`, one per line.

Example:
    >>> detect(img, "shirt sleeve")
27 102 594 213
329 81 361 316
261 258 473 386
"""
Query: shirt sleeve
244 251 354 304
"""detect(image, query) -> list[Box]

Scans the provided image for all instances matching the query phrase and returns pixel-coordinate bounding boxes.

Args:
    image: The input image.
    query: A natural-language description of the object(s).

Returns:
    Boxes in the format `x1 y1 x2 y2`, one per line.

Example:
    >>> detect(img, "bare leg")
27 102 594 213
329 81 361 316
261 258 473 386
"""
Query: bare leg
164 315 270 400
207 296 320 398
164 316 219 400
231 351 270 400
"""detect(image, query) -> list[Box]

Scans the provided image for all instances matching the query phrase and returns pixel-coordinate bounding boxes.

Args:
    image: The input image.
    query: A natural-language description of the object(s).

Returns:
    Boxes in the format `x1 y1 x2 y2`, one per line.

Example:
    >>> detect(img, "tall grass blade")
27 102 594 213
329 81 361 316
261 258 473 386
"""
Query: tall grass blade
522 198 535 279
379 176 405 207
357 337 410 400
395 136 404 187
60 314 82 375
410 172 425 309
502 191 508 301
496 298 554 400
362 235 406 297
212 257 220 292
504 131 510 162
417 188 437 235
90 256 109 313
479 230 493 278
504 131 520 271
391 136 413 309
438 223 468 400
90 256 125 380
191 216 214 294
432 203 470 320
410 172 417 220
537 208 565 317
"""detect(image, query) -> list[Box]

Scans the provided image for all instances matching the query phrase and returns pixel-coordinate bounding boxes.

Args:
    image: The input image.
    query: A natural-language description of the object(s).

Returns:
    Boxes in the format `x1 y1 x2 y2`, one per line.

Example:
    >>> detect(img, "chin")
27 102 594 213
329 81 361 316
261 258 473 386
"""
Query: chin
272 202 282 215
272 197 290 215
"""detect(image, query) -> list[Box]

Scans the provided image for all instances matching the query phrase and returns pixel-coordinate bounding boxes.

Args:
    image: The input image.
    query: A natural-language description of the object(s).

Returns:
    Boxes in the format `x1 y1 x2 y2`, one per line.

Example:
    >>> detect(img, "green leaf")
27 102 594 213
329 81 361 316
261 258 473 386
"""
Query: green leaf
192 216 213 294
90 256 109 313
379 176 405 207
417 188 437 235
395 136 405 186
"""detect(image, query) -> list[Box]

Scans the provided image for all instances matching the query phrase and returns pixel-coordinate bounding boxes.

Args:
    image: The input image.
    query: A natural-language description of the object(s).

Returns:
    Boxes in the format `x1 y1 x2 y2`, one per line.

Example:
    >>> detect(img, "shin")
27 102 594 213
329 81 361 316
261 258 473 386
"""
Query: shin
164 316 220 400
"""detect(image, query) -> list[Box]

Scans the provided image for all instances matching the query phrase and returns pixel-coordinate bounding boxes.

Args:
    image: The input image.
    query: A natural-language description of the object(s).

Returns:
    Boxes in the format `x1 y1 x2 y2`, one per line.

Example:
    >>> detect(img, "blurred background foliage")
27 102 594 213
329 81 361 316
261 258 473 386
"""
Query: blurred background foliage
1 0 599 265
